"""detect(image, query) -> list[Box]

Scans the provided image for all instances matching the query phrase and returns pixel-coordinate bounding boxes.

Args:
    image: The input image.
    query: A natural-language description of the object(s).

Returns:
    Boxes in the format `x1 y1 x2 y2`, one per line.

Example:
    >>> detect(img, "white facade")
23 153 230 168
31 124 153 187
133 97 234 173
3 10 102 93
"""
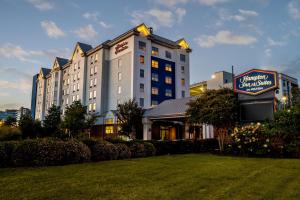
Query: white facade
33 24 191 125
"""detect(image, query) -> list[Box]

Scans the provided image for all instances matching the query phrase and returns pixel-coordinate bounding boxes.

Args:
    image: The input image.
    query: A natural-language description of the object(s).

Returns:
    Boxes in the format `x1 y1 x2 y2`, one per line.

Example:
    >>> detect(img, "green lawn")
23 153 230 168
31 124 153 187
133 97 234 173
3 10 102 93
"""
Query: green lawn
0 154 299 200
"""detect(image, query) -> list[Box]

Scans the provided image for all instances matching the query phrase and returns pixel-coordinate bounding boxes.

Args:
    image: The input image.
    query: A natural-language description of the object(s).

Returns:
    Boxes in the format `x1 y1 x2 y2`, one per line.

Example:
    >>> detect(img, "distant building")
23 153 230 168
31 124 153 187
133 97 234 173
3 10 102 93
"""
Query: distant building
16 107 31 122
31 74 38 119
0 109 18 121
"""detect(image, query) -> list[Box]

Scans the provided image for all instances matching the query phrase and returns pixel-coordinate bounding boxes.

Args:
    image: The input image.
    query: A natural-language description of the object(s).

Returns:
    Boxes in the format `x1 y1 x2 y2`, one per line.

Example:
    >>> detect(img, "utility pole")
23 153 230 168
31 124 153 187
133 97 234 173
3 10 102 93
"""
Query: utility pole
231 65 234 90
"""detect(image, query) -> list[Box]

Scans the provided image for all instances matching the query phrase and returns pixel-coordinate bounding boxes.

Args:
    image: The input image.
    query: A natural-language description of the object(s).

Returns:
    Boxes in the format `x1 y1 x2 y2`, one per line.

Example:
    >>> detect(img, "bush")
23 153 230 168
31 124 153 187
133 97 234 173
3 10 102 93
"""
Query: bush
143 142 156 157
129 142 146 158
115 143 131 159
193 139 219 153
0 141 19 167
0 126 22 141
11 139 91 167
90 143 119 161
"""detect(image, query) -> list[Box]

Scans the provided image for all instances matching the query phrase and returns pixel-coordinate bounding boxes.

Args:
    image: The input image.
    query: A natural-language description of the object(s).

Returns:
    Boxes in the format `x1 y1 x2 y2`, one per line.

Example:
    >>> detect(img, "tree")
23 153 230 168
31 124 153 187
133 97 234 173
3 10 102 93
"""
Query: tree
117 99 144 139
186 88 239 152
4 116 17 127
43 105 62 137
19 113 42 139
291 87 300 106
62 101 95 138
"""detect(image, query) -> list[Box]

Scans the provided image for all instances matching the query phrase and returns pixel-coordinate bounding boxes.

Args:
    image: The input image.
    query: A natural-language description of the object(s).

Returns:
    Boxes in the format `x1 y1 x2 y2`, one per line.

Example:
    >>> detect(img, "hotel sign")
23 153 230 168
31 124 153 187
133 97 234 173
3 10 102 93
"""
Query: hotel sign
115 41 128 55
234 69 278 95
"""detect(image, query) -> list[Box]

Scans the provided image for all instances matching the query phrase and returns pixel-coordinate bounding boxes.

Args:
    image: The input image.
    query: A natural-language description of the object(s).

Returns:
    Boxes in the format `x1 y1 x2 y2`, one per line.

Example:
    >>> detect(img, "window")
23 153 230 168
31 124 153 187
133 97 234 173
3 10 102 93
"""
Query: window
180 54 186 62
74 63 77 71
94 66 97 74
118 72 122 81
118 59 122 68
93 103 96 111
88 104 92 111
94 78 97 86
72 96 75 102
165 89 172 97
140 55 145 64
117 99 121 105
165 64 172 72
105 126 113 134
89 91 93 99
152 73 158 82
73 84 76 92
181 78 185 86
67 78 70 85
165 76 172 84
182 90 185 98
140 69 144 78
165 51 172 59
181 66 185 73
76 94 79 101
90 67 94 75
118 86 122 94
67 88 69 94
140 98 144 107
93 90 96 98
152 87 159 95
138 41 146 51
90 79 93 87
77 73 80 80
105 118 113 124
140 83 144 92
152 60 158 68
77 83 80 91
90 55 93 64
152 100 158 106
152 47 159 56
78 61 80 69
95 54 98 62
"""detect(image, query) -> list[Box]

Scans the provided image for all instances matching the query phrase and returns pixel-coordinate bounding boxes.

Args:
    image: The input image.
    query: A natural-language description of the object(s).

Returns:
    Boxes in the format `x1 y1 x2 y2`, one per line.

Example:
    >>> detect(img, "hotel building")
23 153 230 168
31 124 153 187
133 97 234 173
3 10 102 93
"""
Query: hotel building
31 24 191 136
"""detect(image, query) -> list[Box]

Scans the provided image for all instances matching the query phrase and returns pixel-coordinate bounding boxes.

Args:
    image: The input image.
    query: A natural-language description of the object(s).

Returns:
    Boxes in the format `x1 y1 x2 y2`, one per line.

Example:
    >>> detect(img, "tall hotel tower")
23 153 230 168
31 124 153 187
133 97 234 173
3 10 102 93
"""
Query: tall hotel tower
31 24 191 135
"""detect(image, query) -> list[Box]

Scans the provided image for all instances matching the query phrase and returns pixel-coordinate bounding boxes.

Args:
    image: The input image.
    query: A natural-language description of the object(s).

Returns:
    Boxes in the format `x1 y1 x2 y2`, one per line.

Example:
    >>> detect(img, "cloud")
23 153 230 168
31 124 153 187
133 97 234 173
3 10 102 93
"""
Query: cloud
0 92 9 97
288 1 300 20
155 0 189 7
198 0 229 6
267 37 286 47
41 20 65 38
264 48 271 57
195 30 257 48
281 56 300 78
130 8 186 29
73 24 98 40
219 9 258 22
99 21 112 29
0 79 31 93
0 43 71 63
27 0 54 11
82 12 100 21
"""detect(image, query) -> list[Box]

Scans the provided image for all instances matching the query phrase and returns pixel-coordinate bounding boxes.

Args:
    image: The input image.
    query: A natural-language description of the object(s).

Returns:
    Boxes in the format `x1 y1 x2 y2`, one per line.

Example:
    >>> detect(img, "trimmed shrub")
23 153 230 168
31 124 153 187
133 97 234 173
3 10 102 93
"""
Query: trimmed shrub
90 143 119 161
143 142 156 157
115 143 131 159
0 126 22 141
11 139 91 167
193 139 219 153
0 141 19 167
129 142 146 158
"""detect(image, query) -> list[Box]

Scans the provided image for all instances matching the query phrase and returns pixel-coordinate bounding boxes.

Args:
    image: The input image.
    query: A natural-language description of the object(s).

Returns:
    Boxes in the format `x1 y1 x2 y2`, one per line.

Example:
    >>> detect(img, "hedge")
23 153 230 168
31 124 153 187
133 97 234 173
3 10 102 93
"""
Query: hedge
0 126 22 141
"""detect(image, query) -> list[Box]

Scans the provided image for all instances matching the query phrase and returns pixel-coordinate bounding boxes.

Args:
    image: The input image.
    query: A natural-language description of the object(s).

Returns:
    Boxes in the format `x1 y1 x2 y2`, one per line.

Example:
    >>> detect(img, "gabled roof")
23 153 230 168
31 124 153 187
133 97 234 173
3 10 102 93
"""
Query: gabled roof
144 97 196 119
77 42 93 53
41 68 51 76
56 57 69 67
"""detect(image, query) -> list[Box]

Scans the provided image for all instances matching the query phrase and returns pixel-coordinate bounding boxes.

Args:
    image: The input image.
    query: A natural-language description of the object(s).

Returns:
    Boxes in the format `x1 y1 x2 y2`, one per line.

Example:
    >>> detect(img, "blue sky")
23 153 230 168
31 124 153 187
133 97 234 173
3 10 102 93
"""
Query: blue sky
0 0 300 110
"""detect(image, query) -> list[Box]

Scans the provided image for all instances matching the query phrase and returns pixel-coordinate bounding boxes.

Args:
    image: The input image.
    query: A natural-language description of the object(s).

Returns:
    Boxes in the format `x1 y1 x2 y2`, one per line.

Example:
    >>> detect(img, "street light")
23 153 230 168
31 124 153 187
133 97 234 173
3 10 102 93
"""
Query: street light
281 96 287 110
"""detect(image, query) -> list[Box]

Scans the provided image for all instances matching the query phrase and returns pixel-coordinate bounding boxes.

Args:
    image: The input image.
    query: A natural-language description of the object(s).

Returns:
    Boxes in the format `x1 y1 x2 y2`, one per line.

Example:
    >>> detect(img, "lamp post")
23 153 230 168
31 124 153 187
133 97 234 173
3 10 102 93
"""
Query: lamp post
282 96 287 110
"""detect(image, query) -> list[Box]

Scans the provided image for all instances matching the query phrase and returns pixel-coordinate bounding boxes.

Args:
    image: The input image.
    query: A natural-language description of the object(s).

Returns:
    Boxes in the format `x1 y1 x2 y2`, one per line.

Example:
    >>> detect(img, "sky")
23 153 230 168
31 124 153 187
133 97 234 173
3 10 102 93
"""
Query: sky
0 0 300 110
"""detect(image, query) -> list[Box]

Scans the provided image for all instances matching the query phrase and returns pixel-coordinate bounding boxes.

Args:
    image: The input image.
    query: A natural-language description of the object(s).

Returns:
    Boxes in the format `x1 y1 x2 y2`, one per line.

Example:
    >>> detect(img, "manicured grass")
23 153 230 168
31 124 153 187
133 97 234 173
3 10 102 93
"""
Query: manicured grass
0 154 299 200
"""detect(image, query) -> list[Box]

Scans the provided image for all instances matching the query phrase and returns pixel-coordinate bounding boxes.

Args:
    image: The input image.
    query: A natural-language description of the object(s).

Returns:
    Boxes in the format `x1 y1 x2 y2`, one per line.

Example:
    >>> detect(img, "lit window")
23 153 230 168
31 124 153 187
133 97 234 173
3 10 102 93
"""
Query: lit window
90 67 94 75
152 87 159 95
151 100 158 106
140 69 144 78
105 126 113 134
152 73 158 82
140 83 144 92
67 78 70 85
94 78 97 86
165 64 172 72
181 78 185 86
118 86 122 94
89 91 93 99
138 41 146 51
76 94 79 101
93 90 96 98
165 76 172 84
118 59 122 68
180 54 186 62
90 79 93 87
181 66 185 73
182 90 185 98
165 51 172 59
165 89 172 97
118 72 122 81
93 103 96 111
73 84 76 92
140 98 144 107
94 66 97 74
105 118 113 124
152 60 158 68
140 55 145 64
152 47 159 56
72 96 75 102
95 54 98 62
88 104 92 111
